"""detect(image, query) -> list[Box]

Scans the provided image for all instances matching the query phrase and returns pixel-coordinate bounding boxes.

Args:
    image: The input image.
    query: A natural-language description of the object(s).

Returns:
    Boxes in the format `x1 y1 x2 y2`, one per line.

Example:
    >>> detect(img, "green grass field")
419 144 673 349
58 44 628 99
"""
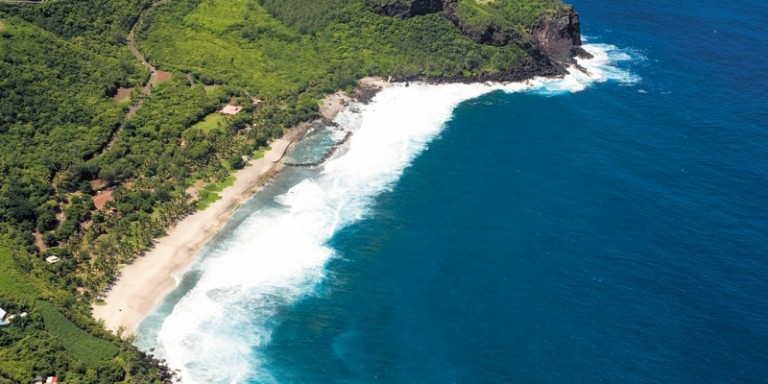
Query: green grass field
194 175 236 209
37 301 118 365
190 112 226 132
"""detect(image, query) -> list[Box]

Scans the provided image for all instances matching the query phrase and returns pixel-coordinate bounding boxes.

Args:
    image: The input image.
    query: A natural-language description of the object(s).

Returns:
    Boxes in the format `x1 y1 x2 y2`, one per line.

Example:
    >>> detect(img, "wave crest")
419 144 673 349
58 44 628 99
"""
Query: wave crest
144 42 640 383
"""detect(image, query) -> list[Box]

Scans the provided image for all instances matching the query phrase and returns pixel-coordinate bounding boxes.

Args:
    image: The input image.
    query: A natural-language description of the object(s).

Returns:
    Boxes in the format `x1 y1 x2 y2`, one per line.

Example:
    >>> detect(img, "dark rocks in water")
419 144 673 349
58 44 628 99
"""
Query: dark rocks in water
572 46 594 60
355 84 384 103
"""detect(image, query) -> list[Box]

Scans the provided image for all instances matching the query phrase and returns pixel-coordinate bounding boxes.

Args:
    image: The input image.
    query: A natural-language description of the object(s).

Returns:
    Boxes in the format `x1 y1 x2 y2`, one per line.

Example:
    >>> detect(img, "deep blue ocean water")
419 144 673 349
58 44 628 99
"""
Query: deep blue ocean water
138 0 768 382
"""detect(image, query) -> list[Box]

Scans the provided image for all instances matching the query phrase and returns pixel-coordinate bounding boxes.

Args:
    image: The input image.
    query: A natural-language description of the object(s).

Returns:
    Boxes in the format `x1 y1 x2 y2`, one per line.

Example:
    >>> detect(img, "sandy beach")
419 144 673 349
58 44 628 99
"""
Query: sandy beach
93 78 389 335
92 138 291 334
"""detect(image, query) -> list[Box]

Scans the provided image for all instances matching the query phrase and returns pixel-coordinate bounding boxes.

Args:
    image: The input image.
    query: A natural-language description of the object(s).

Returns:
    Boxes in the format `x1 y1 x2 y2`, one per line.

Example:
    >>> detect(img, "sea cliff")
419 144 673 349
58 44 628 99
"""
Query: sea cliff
367 0 592 81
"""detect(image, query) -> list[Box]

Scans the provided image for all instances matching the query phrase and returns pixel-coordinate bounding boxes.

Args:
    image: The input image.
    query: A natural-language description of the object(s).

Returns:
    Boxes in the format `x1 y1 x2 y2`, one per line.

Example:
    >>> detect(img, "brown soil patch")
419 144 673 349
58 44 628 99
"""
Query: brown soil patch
90 179 107 190
123 181 135 190
33 231 47 252
92 189 114 210
81 220 93 230
113 87 133 102
156 71 171 82
185 186 199 201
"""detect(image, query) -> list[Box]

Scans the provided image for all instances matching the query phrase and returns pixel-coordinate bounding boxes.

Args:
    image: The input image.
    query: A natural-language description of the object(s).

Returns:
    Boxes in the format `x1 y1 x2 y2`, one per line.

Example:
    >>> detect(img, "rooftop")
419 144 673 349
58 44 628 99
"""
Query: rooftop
220 105 243 115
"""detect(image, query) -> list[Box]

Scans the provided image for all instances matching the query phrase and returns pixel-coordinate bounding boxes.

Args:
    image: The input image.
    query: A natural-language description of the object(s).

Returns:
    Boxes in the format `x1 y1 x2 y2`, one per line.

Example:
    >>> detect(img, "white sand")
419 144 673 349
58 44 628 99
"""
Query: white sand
92 78 391 336
92 139 290 335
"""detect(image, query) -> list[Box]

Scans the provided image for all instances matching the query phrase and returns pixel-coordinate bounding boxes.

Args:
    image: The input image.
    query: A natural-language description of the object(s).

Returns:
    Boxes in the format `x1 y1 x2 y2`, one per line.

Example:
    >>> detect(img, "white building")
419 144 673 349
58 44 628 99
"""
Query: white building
0 306 8 327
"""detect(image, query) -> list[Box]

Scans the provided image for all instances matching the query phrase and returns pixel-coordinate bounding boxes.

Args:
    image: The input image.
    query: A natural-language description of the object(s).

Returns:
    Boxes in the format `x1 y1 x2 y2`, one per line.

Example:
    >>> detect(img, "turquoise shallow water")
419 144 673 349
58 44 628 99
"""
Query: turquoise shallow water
138 0 768 382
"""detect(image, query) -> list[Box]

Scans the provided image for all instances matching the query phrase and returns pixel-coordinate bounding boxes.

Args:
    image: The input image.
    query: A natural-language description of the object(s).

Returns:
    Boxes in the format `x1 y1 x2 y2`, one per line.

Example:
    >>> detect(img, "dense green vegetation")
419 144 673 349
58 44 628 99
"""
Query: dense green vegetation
452 0 570 46
141 0 531 92
0 235 171 382
0 0 568 381
457 0 568 27
0 232 41 299
37 301 118 365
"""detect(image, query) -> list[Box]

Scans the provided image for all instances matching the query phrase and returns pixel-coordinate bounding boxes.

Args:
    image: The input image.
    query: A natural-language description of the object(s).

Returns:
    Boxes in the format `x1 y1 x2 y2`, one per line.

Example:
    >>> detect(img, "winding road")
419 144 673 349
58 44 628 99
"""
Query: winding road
98 0 170 153
124 0 170 119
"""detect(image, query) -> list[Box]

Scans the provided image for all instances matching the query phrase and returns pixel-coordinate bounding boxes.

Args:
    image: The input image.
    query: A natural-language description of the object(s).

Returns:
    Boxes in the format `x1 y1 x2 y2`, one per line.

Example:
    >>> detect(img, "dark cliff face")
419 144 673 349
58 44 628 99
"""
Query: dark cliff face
366 0 445 18
440 0 516 47
531 9 592 64
367 0 591 78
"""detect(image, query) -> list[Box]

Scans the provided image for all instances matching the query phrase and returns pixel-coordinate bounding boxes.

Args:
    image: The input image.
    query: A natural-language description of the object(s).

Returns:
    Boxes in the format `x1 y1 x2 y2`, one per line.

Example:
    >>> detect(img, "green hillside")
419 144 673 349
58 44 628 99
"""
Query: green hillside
0 0 573 381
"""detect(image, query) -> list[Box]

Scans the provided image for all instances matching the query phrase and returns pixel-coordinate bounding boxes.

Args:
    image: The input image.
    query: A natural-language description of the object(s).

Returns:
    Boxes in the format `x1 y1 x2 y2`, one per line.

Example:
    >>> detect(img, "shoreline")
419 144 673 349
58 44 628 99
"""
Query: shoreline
92 77 390 335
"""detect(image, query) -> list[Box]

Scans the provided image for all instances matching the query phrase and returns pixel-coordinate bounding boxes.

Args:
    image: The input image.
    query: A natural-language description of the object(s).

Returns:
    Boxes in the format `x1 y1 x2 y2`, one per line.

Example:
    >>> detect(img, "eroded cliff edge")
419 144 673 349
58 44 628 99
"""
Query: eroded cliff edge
366 0 592 81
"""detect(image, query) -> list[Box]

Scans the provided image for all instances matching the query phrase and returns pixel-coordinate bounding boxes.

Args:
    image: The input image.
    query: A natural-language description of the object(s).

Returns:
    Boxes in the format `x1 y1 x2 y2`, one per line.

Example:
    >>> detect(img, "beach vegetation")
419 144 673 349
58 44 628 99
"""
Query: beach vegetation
253 145 272 159
195 190 222 210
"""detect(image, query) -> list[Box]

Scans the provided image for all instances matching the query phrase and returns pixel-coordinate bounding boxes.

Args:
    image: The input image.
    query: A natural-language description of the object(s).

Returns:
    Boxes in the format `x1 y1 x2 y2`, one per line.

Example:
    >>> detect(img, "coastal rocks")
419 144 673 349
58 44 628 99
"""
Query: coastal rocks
367 0 589 80
531 9 593 64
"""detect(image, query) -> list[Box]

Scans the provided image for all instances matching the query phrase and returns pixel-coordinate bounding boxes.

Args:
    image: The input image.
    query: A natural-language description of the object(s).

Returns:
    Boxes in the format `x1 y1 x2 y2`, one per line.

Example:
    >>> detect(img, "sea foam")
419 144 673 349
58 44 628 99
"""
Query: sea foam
144 42 638 384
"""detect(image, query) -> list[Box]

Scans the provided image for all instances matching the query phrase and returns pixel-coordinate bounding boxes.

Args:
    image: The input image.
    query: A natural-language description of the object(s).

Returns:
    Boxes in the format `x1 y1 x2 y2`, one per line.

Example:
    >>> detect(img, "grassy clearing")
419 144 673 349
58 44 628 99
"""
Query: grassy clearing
204 84 224 96
37 301 118 365
204 176 236 192
194 176 235 210
194 190 221 210
190 112 226 132
252 145 271 159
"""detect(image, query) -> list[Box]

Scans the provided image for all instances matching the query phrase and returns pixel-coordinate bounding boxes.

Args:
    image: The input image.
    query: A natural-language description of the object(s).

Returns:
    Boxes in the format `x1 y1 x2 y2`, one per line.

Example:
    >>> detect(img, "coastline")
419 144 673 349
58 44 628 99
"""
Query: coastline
92 77 390 335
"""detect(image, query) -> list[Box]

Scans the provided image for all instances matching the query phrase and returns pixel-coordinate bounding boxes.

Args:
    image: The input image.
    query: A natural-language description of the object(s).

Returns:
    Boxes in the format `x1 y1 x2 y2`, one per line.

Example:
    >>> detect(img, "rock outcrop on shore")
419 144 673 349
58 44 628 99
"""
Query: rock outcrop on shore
366 0 592 80
531 9 593 63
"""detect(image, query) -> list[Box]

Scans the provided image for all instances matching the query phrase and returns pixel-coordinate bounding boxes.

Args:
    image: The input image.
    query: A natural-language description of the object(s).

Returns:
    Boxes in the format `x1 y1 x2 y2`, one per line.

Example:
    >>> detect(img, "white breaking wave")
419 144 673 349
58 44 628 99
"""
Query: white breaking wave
148 42 639 384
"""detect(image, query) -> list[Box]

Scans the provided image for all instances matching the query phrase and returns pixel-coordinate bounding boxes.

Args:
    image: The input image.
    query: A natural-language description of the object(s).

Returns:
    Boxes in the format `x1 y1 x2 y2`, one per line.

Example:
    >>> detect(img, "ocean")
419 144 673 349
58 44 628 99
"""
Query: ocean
136 0 768 382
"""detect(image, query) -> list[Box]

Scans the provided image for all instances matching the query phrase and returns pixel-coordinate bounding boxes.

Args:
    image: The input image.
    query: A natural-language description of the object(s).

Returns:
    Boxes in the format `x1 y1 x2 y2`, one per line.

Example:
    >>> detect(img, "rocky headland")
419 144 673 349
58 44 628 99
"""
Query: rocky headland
366 0 593 82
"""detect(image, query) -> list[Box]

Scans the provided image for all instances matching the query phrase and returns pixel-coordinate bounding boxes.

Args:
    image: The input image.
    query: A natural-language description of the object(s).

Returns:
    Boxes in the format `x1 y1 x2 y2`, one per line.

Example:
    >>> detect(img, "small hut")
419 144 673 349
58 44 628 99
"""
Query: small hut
220 105 243 115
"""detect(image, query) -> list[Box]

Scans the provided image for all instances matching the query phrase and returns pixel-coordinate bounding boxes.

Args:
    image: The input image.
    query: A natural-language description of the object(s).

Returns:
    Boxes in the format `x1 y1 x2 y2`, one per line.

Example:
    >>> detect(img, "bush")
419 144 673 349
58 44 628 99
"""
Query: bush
227 155 246 170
